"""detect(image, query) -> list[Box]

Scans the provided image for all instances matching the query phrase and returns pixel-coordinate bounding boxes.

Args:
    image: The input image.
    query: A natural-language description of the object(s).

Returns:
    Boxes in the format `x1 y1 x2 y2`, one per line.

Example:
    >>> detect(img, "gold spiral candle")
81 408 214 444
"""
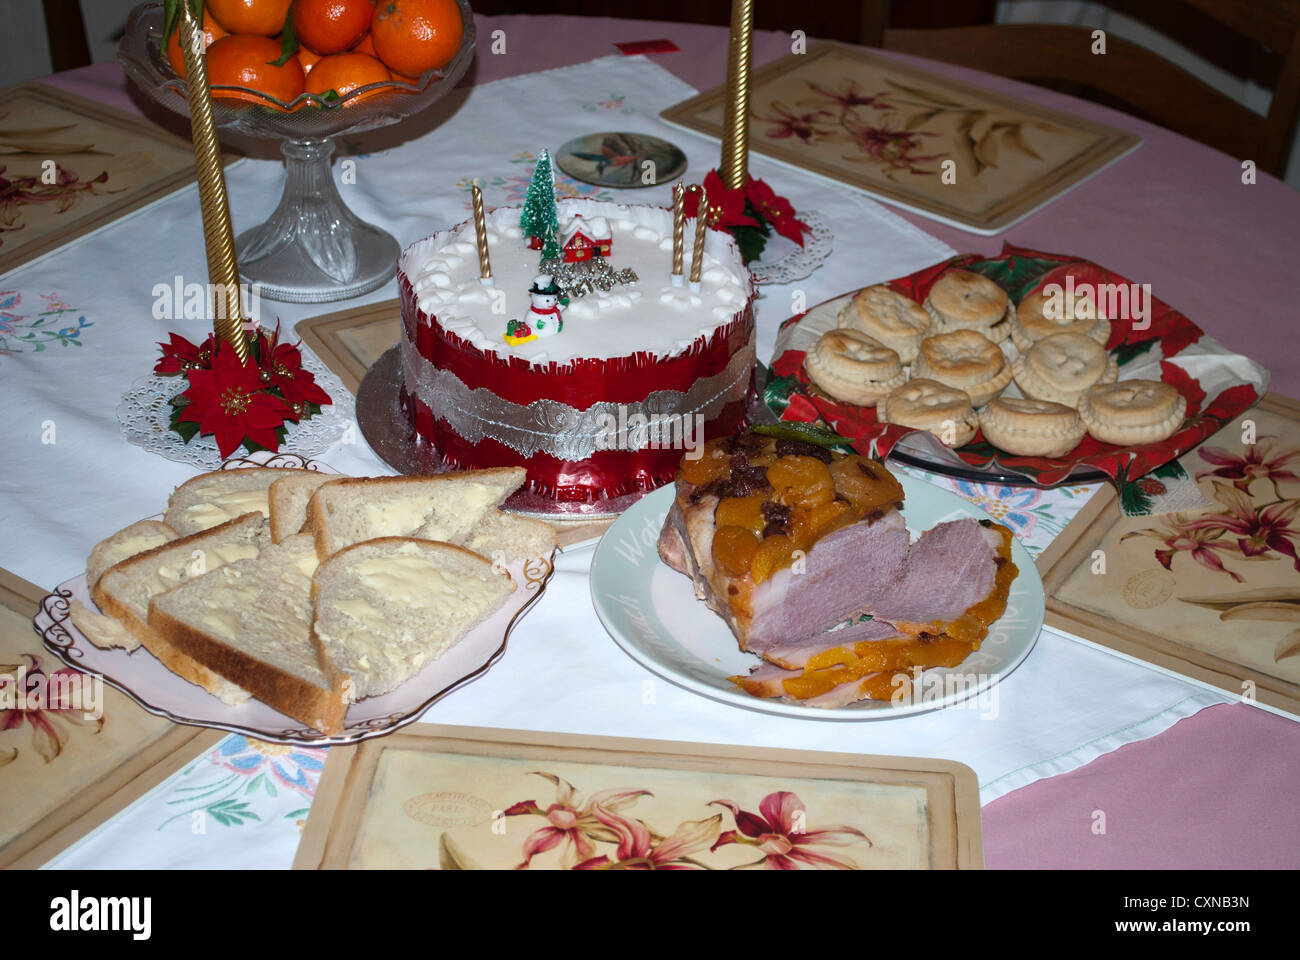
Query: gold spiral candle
719 0 754 192
471 182 492 284
177 3 247 362
688 185 708 286
671 182 685 279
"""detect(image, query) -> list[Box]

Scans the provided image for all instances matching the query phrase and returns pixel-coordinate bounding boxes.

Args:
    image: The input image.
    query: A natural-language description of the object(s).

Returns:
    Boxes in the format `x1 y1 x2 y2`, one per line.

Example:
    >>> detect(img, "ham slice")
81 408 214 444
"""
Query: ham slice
865 520 1010 635
744 512 909 652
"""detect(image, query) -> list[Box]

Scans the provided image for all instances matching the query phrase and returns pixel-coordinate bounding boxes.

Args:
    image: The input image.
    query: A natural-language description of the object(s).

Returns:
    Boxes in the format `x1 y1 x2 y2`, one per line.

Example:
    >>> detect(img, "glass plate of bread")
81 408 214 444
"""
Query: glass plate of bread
35 453 557 745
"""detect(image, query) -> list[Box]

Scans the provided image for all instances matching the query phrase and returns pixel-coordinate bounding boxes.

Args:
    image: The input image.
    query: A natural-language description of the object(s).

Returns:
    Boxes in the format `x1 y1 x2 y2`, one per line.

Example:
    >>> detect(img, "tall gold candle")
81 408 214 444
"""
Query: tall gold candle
688 185 708 288
671 181 685 283
177 3 247 362
471 181 492 285
719 0 754 192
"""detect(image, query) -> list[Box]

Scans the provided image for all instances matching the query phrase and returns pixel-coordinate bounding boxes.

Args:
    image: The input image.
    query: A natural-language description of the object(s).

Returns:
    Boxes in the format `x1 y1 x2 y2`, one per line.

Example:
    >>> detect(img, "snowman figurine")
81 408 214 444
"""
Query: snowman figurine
526 274 564 338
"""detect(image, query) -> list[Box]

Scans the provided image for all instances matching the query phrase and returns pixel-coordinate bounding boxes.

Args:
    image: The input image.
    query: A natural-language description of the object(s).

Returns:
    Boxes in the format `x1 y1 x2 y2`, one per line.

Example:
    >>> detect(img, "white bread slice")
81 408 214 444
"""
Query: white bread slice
164 468 307 536
92 513 270 705
305 468 525 559
148 534 351 735
464 510 557 565
86 520 179 588
311 538 515 700
69 599 141 652
269 471 343 543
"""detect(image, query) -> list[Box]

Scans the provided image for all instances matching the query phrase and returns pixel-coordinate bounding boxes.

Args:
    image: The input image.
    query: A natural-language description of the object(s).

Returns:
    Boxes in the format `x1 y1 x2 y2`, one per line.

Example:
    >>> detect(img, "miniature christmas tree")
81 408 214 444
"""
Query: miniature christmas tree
519 149 559 251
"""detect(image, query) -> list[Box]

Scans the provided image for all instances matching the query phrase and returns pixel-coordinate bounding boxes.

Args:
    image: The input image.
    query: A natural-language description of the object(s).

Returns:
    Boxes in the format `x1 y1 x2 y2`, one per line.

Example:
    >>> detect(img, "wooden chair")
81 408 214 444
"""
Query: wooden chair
869 1 1300 176
42 0 91 73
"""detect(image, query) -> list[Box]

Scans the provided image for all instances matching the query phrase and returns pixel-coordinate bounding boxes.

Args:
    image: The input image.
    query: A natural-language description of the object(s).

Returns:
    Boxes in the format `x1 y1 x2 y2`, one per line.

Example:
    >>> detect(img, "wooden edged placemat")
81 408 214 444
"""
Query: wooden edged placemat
0 81 239 275
0 567 223 868
1036 392 1300 717
296 300 614 547
294 723 982 870
661 41 1140 235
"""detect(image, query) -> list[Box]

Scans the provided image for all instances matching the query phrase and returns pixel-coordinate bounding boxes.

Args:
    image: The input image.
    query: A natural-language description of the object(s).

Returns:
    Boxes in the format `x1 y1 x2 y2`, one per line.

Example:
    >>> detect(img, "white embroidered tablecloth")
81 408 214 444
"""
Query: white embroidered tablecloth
0 55 1227 869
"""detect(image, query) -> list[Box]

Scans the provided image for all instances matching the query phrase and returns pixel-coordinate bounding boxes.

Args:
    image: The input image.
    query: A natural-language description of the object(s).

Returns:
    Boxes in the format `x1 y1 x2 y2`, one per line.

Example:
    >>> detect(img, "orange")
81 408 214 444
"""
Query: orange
352 32 376 55
295 0 376 55
305 52 392 100
206 0 293 37
205 34 305 106
297 45 322 75
371 0 463 78
165 10 227 78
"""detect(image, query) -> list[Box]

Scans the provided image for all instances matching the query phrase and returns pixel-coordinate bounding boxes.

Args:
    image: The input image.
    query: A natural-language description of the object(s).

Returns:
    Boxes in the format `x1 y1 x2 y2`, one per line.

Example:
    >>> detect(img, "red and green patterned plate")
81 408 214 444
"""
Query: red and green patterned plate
768 243 1269 488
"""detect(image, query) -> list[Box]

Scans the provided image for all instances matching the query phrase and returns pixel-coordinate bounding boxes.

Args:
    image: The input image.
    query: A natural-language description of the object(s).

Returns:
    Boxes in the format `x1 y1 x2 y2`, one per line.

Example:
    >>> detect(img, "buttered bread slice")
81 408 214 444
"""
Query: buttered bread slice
311 539 515 699
305 468 526 559
92 513 270 704
269 471 343 542
148 534 352 735
165 468 312 536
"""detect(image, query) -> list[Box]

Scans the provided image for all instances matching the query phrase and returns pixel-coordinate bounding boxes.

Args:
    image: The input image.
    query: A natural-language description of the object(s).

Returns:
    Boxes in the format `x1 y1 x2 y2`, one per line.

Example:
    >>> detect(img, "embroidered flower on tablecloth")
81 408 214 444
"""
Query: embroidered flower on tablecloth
953 480 1042 538
0 290 92 358
214 735 325 797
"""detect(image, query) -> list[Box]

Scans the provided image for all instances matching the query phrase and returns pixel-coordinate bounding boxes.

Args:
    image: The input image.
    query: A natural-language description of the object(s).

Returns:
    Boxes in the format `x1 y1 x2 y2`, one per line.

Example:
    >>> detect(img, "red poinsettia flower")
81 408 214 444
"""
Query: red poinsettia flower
681 169 759 230
745 176 810 246
178 341 293 458
154 331 216 374
256 323 331 414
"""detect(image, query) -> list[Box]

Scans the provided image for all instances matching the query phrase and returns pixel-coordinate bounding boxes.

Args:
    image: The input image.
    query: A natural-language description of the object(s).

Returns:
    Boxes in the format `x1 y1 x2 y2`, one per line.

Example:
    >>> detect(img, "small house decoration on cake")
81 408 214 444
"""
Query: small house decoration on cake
560 214 612 263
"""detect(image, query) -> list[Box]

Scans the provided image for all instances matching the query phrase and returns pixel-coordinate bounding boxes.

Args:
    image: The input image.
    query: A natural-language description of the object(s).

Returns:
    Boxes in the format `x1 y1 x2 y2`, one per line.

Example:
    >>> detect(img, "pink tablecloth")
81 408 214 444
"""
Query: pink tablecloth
40 14 1300 869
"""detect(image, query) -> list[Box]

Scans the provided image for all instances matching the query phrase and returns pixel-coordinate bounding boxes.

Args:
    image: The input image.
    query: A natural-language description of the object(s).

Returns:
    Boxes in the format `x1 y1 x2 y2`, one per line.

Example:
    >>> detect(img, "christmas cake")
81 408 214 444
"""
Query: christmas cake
397 193 757 501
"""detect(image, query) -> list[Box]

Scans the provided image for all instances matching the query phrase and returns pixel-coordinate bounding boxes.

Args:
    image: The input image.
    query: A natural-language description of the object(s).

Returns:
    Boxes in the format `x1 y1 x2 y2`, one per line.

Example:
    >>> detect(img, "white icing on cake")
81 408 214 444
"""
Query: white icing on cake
401 198 751 366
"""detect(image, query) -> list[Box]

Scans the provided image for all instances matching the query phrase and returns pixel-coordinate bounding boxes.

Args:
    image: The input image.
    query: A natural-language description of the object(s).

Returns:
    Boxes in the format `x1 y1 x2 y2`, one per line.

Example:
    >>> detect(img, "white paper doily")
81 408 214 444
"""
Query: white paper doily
117 350 356 469
749 210 833 285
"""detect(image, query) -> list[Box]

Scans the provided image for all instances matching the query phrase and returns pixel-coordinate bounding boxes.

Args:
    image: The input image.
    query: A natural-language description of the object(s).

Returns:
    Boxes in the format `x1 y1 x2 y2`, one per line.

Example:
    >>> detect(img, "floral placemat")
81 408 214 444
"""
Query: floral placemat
1038 392 1300 717
294 726 981 870
660 42 1140 234
0 82 237 275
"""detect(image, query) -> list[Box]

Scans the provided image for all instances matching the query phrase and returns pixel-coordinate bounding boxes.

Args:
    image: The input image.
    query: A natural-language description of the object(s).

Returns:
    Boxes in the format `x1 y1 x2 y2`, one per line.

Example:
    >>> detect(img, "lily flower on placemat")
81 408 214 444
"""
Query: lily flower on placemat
1196 437 1300 497
503 772 650 869
1121 515 1245 582
0 654 102 766
571 808 722 870
710 790 870 870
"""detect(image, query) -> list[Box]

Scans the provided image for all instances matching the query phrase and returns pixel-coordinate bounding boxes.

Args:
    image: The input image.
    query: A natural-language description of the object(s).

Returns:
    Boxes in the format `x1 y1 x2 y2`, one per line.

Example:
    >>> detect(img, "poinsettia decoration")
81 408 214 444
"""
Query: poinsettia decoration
682 169 810 263
155 324 331 458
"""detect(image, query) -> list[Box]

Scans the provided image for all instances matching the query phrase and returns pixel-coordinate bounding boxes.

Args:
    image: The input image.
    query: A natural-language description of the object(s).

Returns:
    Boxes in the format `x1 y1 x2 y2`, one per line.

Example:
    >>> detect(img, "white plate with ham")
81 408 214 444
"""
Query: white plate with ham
590 479 1044 719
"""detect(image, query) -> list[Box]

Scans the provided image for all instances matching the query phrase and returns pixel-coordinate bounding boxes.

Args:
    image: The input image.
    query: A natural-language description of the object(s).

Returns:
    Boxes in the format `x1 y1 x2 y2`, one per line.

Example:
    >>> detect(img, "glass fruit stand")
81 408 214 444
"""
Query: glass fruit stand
118 0 476 303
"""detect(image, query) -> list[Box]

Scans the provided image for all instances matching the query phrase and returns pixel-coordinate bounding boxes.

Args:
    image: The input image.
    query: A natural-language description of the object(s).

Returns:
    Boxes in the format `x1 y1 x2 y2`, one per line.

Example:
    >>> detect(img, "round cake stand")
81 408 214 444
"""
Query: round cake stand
118 1 476 303
355 346 650 520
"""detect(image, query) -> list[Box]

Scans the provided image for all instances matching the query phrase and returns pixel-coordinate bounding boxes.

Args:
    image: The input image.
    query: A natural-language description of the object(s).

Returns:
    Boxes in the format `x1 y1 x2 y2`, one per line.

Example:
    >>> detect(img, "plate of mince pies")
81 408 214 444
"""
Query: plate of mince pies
770 248 1269 487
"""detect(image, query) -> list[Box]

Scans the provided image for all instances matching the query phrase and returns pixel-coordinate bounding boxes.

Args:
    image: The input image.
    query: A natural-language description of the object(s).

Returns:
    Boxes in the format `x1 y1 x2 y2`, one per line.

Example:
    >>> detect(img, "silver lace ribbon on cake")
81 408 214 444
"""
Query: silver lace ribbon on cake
401 338 756 461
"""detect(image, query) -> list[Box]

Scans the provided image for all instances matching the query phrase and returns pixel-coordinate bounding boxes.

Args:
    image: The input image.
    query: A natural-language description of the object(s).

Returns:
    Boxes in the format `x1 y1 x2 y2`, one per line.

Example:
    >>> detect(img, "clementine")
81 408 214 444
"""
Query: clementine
305 52 393 100
206 0 293 37
205 34 305 106
352 32 376 55
165 10 227 78
370 0 463 78
297 44 322 75
295 0 377 56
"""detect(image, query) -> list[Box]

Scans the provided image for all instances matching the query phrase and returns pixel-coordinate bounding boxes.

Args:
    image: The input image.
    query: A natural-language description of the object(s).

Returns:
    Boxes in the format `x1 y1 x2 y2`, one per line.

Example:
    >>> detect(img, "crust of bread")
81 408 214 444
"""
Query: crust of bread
269 472 341 543
90 512 267 705
148 605 347 734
